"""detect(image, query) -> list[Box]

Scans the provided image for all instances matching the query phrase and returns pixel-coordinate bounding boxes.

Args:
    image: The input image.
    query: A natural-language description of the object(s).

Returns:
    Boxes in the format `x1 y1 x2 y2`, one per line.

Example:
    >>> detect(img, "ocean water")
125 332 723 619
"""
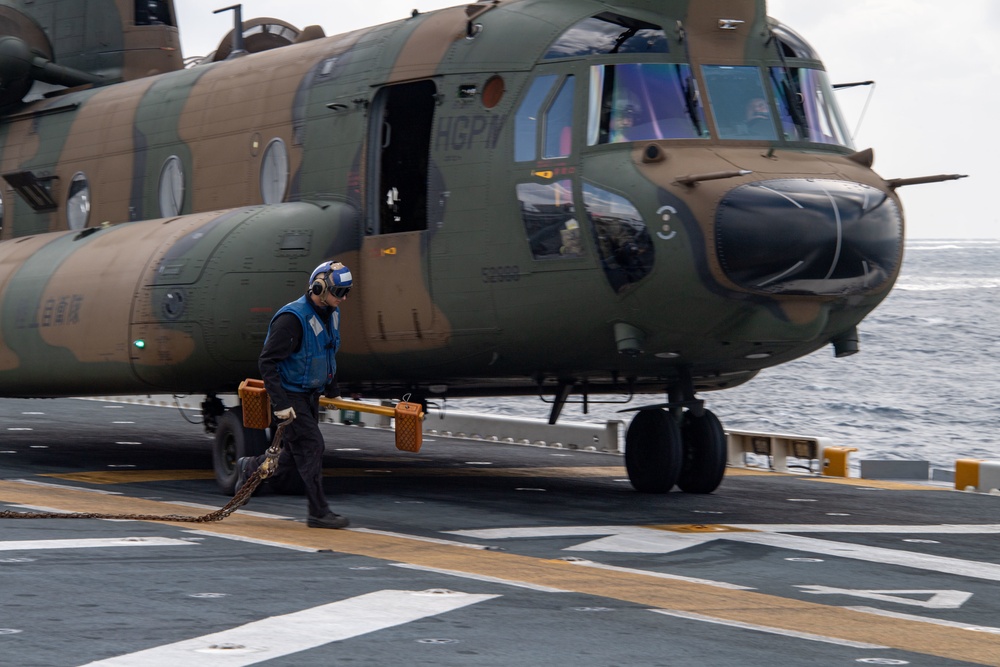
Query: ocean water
451 240 1000 470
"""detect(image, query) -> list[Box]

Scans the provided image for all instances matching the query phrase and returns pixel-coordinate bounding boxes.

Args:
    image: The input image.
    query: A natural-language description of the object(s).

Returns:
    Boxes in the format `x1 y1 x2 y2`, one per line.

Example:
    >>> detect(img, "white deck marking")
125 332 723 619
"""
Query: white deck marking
561 558 755 591
846 606 1000 634
724 532 1000 582
78 589 498 666
450 524 1000 581
352 527 489 549
796 586 972 609
0 537 194 551
729 524 1000 534
391 562 569 592
181 530 320 553
7 479 123 495
448 525 705 554
651 609 888 649
169 502 293 520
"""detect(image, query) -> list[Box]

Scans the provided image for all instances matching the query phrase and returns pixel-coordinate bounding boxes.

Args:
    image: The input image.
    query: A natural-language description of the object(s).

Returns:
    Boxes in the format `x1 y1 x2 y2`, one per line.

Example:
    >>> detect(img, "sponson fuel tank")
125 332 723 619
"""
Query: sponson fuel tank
0 201 357 396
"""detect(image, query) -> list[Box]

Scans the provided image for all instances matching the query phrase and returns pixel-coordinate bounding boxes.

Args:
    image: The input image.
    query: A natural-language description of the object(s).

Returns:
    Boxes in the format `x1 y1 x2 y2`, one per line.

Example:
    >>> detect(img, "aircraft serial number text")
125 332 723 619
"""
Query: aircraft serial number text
481 266 521 283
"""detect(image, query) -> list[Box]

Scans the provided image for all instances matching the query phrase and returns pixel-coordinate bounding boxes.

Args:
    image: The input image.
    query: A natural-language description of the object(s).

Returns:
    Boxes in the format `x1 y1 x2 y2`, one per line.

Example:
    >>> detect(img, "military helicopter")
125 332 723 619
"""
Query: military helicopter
0 0 962 495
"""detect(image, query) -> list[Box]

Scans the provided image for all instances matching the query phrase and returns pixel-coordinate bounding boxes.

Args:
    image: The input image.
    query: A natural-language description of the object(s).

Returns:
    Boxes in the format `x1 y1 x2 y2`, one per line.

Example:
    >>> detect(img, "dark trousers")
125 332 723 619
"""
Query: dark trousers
251 391 331 518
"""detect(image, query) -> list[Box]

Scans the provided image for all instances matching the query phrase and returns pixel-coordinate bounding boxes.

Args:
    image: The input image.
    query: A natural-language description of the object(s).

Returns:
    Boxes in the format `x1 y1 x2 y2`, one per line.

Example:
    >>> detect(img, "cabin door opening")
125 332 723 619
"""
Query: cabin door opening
368 80 436 235
359 80 440 351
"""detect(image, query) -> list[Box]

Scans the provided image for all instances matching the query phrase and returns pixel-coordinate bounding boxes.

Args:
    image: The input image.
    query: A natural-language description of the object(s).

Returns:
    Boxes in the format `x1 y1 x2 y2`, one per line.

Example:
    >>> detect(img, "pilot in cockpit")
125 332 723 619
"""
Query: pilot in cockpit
609 98 639 143
744 97 773 138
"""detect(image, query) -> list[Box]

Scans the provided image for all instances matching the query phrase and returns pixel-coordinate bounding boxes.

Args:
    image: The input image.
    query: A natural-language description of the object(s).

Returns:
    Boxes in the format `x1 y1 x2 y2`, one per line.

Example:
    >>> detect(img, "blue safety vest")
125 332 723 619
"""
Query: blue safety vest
270 296 340 393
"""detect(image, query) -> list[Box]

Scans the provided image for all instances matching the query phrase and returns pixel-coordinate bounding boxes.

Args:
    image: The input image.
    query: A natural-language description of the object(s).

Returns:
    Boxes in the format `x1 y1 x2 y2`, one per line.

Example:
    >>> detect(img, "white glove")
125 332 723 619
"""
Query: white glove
274 407 296 420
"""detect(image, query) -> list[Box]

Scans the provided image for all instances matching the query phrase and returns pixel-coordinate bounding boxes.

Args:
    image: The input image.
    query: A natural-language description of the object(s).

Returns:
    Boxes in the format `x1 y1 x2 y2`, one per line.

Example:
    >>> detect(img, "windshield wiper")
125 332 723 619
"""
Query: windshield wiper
768 31 807 137
678 67 703 136
611 27 638 54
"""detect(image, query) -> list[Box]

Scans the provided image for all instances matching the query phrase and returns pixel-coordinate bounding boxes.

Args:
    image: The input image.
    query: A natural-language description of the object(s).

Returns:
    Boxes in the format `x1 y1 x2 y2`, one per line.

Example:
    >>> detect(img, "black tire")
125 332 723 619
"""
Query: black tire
625 409 683 493
212 408 268 494
677 409 727 494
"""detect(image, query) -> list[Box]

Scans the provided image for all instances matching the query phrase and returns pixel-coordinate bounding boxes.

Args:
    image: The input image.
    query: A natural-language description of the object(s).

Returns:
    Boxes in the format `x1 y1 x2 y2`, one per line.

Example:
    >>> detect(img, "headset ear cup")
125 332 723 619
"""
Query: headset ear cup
311 280 325 296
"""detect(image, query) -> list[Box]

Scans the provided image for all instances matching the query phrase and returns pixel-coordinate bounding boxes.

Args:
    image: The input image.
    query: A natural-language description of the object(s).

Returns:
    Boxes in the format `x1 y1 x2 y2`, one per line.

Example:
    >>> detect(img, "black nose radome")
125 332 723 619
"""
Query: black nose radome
716 179 902 296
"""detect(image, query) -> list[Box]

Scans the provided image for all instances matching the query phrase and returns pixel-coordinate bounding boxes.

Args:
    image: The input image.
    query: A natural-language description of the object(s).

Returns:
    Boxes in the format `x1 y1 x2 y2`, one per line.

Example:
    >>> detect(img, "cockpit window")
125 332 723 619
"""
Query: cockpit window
701 65 778 140
517 180 584 260
543 77 575 159
769 67 853 148
515 74 576 162
588 64 706 145
515 75 557 162
545 12 668 60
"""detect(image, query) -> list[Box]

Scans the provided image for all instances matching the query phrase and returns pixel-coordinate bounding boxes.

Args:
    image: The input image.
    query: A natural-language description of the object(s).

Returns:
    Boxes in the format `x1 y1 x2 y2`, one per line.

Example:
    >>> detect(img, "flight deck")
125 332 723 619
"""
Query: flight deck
2 398 999 666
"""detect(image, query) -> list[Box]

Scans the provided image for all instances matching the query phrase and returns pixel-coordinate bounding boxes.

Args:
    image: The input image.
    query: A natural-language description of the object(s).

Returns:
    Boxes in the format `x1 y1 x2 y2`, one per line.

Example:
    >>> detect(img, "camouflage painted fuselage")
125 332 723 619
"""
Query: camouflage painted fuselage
0 0 903 400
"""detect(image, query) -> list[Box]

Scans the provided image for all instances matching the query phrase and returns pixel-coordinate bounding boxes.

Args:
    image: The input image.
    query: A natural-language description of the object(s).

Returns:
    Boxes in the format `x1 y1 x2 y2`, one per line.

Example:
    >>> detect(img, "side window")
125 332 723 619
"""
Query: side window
517 180 583 260
542 76 575 159
583 183 654 292
514 75 557 162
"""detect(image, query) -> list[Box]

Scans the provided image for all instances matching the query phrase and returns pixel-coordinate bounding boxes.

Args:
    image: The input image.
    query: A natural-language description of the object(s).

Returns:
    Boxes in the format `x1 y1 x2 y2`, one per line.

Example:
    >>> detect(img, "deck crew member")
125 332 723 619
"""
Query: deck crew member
235 261 353 529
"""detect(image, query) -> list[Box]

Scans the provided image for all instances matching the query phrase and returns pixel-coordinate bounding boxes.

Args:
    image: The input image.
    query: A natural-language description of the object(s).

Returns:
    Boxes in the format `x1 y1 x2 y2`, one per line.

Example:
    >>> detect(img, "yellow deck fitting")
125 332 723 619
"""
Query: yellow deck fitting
953 459 1000 493
822 446 857 477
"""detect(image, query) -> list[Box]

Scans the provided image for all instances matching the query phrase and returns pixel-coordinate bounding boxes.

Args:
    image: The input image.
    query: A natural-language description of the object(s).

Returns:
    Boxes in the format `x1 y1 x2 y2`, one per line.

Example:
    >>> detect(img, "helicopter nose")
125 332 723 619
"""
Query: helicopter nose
715 179 903 295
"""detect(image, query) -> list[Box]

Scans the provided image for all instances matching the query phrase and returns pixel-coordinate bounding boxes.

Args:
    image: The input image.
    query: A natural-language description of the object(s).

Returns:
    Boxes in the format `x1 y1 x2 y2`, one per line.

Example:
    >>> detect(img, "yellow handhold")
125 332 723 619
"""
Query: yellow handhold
320 397 424 452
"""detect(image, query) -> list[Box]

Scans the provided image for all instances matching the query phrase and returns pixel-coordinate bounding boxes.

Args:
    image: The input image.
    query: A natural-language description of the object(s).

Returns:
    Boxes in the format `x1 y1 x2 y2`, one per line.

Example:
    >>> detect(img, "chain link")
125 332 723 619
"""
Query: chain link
0 418 293 523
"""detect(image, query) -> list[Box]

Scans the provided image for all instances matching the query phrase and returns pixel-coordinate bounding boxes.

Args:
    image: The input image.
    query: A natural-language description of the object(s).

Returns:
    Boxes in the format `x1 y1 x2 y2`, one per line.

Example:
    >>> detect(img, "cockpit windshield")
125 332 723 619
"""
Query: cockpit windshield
587 62 853 149
588 63 707 145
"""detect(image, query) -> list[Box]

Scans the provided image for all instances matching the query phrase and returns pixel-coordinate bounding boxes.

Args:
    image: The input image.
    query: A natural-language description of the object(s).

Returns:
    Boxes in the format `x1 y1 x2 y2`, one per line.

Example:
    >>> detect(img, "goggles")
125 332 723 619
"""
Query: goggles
329 285 351 298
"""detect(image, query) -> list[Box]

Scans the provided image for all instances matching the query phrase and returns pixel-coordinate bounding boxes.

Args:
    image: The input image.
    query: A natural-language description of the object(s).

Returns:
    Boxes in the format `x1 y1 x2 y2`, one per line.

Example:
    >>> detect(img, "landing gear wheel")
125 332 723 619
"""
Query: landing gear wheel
625 409 683 493
212 407 268 494
677 409 727 494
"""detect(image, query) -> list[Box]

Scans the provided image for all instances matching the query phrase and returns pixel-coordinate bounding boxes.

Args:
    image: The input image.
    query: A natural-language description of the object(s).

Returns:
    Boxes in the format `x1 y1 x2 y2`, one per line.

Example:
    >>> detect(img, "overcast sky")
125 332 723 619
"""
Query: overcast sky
172 1 997 239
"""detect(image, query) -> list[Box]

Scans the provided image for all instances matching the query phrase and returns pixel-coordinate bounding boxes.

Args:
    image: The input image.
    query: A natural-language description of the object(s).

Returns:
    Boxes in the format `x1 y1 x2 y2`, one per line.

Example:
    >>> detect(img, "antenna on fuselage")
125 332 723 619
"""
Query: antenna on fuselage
213 5 248 59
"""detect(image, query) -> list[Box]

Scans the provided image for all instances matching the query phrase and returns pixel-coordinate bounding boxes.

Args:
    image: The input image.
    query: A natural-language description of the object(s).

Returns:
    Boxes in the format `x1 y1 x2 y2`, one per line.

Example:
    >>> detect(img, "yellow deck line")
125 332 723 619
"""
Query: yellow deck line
1 480 997 664
44 465 948 492
803 476 951 491
44 470 217 484
44 467 629 484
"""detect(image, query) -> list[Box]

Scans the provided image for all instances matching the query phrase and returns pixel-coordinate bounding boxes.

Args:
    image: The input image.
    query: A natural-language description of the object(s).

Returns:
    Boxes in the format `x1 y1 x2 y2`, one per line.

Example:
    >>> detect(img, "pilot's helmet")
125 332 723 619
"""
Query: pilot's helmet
309 261 353 298
613 96 638 119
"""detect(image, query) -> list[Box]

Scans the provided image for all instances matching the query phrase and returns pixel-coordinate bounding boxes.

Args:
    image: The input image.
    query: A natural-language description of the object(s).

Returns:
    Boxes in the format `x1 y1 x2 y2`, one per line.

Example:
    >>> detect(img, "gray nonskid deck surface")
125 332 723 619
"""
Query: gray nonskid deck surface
1 398 998 667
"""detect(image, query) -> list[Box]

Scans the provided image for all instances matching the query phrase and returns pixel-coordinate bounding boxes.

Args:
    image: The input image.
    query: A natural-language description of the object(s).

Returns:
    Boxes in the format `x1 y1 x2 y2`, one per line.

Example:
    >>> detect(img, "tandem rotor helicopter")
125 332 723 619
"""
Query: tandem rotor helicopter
0 0 963 495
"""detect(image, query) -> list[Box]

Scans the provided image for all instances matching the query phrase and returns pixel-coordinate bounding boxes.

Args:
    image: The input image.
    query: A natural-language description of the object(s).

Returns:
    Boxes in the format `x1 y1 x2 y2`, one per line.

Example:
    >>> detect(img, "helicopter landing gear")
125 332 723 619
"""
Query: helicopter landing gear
211 406 268 494
624 406 727 494
678 409 727 493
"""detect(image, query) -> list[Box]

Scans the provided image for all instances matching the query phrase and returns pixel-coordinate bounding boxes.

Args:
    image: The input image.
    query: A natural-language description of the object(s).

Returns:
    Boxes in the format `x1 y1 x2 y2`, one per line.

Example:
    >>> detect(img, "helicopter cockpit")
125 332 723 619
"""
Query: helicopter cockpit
549 13 855 149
